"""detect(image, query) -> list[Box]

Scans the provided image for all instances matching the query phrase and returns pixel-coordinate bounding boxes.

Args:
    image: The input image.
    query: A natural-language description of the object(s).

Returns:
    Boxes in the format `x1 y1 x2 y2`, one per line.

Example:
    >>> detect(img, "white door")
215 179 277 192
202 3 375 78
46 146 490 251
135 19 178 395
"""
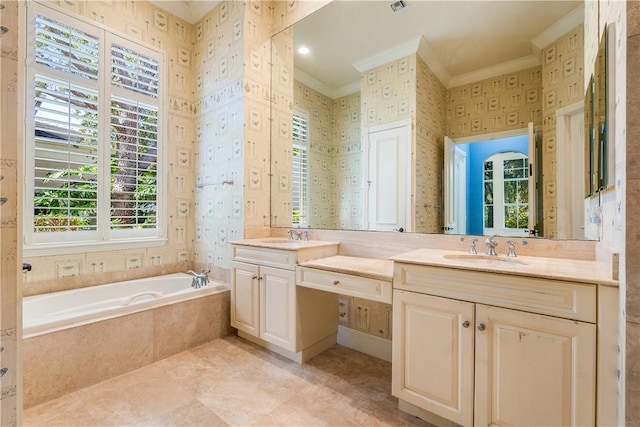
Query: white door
392 290 475 427
474 304 596 427
366 123 411 232
444 137 467 234
556 105 586 239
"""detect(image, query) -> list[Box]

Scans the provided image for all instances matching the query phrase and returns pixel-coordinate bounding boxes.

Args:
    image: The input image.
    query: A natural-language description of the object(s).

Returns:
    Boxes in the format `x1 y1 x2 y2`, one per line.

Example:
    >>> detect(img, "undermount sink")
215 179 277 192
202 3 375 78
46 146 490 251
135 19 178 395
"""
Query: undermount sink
443 253 530 267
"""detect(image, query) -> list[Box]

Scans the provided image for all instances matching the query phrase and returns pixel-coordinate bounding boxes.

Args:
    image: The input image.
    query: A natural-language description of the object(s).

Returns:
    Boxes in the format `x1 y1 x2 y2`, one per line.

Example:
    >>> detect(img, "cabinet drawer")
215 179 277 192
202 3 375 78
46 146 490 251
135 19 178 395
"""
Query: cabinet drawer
297 267 392 303
232 245 296 270
394 264 596 323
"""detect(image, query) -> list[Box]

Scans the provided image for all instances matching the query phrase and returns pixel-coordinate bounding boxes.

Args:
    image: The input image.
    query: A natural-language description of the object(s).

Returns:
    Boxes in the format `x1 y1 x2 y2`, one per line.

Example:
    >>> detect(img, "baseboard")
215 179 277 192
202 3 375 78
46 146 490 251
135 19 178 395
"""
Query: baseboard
337 325 392 362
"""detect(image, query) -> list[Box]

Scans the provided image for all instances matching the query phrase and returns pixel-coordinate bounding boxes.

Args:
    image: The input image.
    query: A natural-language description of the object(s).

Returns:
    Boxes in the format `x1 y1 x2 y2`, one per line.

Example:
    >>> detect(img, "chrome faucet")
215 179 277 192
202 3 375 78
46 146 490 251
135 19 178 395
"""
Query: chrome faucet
506 240 517 257
286 228 310 241
187 269 209 288
468 238 478 254
485 235 498 256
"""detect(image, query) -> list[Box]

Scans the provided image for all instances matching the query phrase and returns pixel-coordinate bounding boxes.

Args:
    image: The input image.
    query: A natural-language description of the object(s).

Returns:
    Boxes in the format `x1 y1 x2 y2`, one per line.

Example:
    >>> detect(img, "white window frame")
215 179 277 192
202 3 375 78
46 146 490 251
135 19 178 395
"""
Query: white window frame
292 108 310 227
24 2 167 256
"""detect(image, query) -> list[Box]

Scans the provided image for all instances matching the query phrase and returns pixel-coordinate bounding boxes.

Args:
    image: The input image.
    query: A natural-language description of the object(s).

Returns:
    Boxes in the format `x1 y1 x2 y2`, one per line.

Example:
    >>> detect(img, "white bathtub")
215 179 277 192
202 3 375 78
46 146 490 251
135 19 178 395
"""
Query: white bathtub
23 272 228 338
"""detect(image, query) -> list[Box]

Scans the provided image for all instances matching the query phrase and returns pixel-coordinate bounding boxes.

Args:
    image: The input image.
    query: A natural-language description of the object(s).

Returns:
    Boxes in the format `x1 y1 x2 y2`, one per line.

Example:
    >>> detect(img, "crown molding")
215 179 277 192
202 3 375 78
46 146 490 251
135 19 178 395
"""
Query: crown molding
147 1 221 25
295 68 360 99
531 3 584 52
447 55 541 89
353 37 421 73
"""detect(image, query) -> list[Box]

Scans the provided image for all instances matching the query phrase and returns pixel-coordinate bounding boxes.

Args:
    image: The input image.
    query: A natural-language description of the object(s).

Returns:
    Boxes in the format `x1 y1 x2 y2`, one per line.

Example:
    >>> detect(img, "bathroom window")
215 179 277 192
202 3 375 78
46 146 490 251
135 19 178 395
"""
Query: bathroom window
24 4 166 255
292 110 309 226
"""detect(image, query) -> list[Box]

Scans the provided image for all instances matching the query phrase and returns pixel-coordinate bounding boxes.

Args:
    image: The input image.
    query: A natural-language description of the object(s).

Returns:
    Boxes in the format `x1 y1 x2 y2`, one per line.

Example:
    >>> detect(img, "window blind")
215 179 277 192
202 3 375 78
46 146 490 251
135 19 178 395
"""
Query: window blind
292 112 309 225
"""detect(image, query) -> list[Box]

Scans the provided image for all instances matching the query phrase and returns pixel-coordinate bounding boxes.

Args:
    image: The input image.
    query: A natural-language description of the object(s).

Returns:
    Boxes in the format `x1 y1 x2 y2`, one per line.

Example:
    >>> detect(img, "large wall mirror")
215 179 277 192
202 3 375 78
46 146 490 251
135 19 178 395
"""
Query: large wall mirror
270 0 602 240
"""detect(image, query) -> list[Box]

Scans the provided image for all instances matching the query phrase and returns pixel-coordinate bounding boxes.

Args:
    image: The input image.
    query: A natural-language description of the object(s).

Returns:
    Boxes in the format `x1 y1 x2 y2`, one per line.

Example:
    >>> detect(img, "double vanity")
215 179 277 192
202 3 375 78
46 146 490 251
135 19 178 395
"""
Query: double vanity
230 237 618 427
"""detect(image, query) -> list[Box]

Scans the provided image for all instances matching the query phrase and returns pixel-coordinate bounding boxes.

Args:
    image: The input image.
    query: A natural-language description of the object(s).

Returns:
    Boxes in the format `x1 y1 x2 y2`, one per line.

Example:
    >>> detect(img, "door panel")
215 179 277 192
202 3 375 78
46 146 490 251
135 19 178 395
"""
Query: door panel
367 124 410 231
231 261 260 336
475 304 596 427
260 266 296 352
392 290 475 426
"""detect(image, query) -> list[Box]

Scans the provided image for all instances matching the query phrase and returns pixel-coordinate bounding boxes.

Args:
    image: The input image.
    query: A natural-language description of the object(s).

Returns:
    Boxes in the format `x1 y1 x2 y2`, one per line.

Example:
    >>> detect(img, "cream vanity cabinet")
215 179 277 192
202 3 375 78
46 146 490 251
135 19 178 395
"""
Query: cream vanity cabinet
392 262 600 427
230 240 339 362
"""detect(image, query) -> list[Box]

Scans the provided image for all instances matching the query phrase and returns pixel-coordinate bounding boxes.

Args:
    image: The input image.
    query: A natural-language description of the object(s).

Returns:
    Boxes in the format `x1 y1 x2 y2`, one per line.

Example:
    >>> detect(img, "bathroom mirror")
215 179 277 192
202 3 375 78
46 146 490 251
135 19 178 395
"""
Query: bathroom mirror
586 26 609 195
270 0 596 240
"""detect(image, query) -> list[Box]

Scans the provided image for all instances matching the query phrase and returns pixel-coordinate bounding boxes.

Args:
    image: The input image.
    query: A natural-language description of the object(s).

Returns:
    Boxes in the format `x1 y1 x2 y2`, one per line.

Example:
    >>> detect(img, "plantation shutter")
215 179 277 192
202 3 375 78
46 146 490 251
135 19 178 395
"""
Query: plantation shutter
26 3 165 251
110 42 160 232
32 13 101 233
292 111 309 225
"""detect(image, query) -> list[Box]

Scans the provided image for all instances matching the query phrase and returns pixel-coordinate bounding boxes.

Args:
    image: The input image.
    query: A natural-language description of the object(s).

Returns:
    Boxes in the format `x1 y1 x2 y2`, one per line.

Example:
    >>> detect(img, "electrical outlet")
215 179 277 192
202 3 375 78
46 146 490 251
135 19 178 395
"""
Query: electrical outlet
338 300 349 322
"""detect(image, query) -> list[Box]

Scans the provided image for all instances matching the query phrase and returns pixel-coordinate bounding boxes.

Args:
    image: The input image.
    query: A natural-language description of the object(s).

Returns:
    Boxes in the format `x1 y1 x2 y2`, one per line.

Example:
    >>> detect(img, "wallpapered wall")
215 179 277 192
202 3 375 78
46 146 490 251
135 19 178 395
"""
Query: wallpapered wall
540 25 585 239
292 82 362 230
0 1 20 423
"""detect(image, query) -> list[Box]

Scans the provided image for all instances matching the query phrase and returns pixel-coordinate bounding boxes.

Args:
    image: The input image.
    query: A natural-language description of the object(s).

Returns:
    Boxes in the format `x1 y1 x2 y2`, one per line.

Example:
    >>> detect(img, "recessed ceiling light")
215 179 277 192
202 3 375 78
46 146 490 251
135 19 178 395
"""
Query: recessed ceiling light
390 0 406 12
298 46 310 55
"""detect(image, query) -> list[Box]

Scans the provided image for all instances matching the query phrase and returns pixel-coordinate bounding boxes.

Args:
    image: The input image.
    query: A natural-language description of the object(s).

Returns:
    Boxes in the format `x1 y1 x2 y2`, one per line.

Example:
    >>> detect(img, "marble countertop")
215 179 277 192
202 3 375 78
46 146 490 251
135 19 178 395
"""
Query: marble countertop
391 248 618 286
298 255 394 281
230 238 339 251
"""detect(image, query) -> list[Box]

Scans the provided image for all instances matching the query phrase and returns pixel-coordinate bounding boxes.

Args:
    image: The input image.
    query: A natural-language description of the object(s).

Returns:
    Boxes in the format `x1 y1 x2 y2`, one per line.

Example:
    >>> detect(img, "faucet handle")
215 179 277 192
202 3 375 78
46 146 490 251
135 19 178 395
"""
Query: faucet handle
468 238 478 254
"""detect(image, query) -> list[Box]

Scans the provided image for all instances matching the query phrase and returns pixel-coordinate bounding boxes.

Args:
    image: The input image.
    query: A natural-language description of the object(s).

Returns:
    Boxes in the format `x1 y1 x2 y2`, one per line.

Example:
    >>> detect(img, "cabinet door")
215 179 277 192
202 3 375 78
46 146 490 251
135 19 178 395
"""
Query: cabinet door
392 290 475 427
260 266 296 352
475 304 596 427
231 261 260 336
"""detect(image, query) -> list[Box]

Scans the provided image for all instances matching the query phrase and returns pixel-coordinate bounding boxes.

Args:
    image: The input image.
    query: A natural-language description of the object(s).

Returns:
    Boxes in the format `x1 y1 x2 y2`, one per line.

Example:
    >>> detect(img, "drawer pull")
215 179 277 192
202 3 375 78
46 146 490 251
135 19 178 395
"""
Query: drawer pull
477 323 486 331
462 320 470 328
333 280 340 285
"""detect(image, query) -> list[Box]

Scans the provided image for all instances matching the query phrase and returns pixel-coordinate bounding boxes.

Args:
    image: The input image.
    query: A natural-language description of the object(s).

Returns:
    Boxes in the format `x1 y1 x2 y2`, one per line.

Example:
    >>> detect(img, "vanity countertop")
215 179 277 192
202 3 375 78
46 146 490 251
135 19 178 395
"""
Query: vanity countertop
391 248 618 286
231 238 339 251
298 255 394 282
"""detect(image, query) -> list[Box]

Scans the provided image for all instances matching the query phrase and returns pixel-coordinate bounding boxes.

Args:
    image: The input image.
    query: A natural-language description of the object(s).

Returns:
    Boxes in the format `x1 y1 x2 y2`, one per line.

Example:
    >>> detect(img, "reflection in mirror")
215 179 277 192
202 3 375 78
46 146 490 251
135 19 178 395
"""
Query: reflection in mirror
444 130 541 238
270 1 598 240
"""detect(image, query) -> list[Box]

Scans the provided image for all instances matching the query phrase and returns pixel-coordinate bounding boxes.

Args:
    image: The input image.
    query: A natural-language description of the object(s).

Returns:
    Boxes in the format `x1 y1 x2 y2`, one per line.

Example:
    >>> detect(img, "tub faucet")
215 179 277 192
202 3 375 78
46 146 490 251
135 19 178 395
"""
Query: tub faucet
187 269 209 288
485 235 498 256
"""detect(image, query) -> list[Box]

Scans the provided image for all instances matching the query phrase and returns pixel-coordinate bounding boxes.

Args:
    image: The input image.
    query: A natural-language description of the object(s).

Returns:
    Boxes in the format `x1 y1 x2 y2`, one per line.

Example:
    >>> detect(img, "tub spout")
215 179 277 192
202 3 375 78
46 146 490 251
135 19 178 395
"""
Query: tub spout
187 269 209 288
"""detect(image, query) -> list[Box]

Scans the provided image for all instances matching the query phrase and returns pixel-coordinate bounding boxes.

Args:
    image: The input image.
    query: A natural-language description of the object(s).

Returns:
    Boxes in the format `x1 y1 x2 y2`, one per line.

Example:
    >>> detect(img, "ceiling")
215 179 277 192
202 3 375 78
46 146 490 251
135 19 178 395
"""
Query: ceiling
292 0 584 96
149 1 584 97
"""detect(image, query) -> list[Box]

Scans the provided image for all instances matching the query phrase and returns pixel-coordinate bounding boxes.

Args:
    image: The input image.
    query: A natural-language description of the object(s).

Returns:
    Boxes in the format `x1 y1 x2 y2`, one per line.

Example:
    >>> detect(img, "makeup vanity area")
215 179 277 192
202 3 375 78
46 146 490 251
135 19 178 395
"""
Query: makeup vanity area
230 237 618 427
230 0 620 425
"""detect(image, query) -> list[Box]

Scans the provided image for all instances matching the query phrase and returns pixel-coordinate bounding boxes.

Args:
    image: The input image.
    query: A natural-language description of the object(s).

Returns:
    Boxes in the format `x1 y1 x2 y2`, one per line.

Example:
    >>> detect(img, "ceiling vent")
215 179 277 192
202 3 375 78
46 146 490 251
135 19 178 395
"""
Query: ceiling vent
390 0 407 12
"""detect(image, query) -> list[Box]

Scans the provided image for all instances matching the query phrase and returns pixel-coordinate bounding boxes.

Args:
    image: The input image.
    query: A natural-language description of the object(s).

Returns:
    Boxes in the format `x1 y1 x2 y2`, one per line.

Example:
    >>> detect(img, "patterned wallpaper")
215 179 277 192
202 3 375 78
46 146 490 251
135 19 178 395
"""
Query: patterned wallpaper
541 25 585 239
415 56 447 233
292 82 362 230
446 66 543 139
192 1 252 282
0 1 20 423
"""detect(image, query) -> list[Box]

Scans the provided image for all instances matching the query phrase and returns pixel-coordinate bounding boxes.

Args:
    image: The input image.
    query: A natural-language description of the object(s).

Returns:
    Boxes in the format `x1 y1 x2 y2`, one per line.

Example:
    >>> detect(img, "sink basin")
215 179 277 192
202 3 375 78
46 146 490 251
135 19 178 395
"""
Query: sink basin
258 239 296 243
443 253 529 267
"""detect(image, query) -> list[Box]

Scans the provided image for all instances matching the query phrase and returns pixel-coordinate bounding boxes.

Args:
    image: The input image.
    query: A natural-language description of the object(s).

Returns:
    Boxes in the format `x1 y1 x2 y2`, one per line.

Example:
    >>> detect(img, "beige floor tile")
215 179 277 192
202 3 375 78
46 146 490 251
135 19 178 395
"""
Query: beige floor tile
24 335 434 427
151 400 229 426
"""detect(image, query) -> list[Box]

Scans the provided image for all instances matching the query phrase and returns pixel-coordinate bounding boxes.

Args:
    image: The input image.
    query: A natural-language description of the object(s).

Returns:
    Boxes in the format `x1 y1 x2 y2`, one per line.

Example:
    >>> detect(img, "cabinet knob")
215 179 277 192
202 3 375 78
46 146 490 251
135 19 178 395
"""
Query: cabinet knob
477 323 486 331
333 280 339 285
462 320 470 328
251 275 258 280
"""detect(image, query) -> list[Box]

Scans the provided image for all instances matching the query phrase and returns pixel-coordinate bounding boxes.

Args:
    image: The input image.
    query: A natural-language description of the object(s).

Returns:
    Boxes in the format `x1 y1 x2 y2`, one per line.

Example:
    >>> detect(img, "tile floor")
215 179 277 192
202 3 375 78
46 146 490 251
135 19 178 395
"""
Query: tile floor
23 335 435 426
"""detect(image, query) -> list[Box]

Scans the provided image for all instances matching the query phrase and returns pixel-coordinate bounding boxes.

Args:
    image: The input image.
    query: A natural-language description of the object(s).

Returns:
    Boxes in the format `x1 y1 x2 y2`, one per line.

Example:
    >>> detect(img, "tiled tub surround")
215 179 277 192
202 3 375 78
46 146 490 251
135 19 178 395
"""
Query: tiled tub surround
23 274 233 408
